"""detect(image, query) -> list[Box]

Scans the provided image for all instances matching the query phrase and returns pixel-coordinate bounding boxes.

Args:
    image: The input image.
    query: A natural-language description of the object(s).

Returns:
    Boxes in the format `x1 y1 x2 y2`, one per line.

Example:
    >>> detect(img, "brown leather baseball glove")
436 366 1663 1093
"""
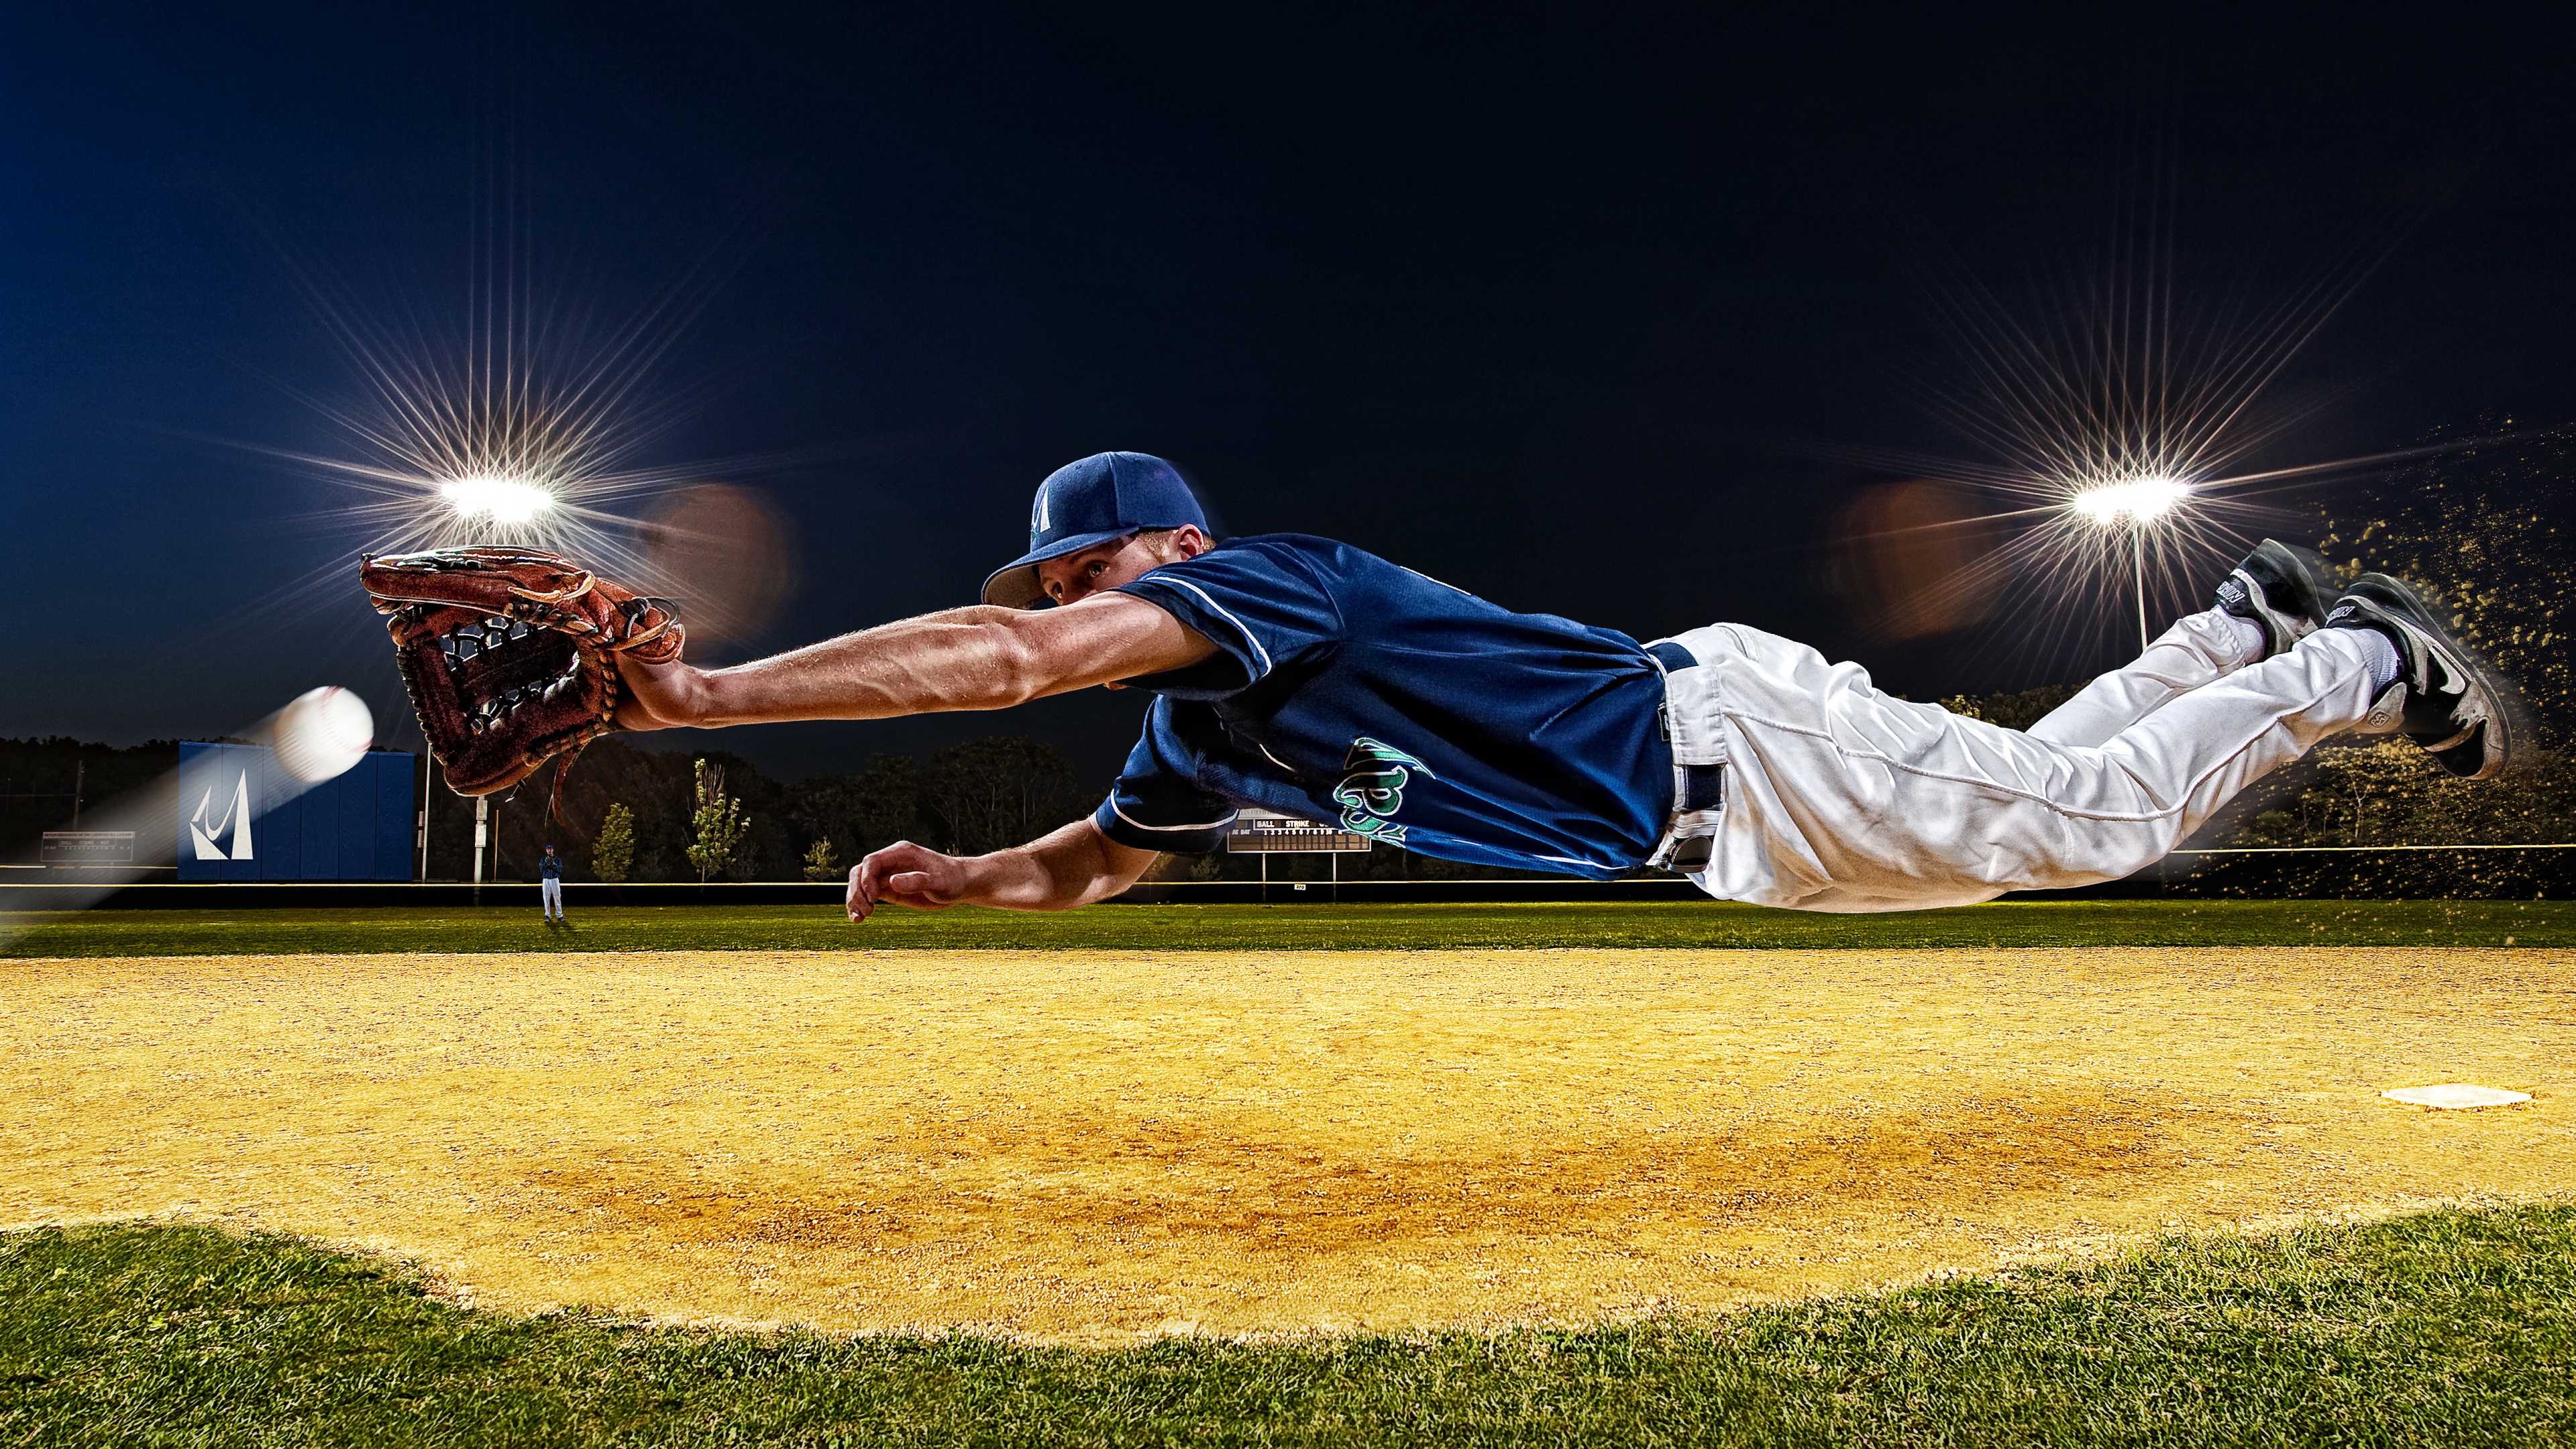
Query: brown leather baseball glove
360 547 683 806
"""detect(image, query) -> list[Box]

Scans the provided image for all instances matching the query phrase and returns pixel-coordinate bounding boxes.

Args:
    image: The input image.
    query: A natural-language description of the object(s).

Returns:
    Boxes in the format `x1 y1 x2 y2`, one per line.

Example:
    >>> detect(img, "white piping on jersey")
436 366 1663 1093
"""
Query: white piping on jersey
1111 800 1240 834
1535 855 1611 869
1157 577 1274 677
1257 742 1296 774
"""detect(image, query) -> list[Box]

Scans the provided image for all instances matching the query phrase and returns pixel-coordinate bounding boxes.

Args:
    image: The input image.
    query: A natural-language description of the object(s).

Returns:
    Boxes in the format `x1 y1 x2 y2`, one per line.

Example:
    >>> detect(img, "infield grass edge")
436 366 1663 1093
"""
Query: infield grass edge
4 1202 2571 1447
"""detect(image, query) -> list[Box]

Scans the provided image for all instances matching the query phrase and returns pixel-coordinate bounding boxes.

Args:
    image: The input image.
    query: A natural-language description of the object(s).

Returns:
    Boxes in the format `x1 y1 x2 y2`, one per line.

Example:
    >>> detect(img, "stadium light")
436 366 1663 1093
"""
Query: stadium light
2068 476 2192 650
441 474 557 526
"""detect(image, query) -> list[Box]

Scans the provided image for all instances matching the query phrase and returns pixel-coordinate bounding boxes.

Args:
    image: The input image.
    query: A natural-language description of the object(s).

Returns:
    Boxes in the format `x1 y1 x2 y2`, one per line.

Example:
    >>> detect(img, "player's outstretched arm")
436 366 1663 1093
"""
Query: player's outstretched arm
846 817 1159 920
616 593 1216 730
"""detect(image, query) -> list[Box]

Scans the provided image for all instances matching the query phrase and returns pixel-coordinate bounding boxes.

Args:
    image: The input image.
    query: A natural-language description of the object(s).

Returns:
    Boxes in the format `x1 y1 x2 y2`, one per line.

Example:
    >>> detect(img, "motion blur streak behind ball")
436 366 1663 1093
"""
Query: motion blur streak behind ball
272 686 375 782
643 484 800 652
1827 481 2001 641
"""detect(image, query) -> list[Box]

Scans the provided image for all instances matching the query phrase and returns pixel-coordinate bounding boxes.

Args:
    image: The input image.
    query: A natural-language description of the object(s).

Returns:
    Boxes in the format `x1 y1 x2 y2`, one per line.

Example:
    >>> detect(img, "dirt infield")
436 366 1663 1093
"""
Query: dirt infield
5 947 2567 1344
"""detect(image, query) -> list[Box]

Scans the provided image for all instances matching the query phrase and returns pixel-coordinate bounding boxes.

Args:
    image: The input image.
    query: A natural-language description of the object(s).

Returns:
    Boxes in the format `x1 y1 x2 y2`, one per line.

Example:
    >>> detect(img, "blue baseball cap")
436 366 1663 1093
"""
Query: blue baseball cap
979 451 1209 608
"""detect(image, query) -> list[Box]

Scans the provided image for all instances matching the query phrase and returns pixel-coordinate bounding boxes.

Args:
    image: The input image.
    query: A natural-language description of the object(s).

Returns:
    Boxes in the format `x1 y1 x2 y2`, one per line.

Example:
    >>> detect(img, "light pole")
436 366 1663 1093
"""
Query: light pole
2130 521 2146 653
2070 477 2190 653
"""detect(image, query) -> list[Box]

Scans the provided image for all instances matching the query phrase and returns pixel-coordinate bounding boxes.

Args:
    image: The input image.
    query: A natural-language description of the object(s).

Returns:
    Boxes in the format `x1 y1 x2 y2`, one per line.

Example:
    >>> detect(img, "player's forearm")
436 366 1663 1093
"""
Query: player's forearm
959 819 1157 912
679 608 1052 727
626 594 1212 731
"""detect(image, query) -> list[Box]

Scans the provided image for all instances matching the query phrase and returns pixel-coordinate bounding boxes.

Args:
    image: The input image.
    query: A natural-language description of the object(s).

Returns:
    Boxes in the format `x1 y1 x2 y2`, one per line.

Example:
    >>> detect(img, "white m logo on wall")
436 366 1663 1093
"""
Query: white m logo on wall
189 771 255 861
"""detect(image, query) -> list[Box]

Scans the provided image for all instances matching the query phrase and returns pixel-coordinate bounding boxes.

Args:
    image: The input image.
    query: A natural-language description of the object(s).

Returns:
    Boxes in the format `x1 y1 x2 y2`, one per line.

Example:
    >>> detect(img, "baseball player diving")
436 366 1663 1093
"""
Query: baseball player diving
364 451 2514 916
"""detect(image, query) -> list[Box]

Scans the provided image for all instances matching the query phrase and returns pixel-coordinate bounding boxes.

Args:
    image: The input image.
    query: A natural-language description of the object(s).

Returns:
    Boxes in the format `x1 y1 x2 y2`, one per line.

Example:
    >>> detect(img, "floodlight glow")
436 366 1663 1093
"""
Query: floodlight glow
440 474 556 525
2068 476 2190 524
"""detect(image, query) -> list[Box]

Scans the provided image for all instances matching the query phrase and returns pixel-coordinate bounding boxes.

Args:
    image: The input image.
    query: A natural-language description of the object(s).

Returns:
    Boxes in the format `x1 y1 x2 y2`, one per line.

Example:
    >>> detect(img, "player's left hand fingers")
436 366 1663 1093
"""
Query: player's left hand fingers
851 841 922 919
851 841 968 918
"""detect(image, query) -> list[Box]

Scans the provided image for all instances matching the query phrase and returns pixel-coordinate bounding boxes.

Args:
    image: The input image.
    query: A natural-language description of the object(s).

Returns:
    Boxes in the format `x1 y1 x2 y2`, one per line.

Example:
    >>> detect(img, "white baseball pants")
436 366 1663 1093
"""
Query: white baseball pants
1652 611 2381 912
541 877 565 920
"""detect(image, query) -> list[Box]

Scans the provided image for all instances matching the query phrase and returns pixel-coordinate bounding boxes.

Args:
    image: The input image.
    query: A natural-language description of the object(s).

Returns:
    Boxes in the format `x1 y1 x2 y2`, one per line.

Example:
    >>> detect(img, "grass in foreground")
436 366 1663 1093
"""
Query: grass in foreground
1 896 2569 958
3 1205 2571 1446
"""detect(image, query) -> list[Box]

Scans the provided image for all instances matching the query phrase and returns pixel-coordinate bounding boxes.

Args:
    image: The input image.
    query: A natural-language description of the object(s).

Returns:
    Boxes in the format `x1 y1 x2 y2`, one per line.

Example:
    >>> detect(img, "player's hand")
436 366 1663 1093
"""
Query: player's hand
613 652 709 731
849 841 975 921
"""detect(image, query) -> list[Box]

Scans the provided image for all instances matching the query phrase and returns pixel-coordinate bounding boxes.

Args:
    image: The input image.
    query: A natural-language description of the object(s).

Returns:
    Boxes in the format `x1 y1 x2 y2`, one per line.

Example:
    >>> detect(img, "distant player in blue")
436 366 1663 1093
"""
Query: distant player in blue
539 843 567 923
616 451 2512 915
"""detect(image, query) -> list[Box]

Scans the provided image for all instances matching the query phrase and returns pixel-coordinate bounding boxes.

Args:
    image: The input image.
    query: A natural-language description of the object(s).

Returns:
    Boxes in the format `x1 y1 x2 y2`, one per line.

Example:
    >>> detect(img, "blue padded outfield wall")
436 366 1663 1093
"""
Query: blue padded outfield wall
176 742 416 882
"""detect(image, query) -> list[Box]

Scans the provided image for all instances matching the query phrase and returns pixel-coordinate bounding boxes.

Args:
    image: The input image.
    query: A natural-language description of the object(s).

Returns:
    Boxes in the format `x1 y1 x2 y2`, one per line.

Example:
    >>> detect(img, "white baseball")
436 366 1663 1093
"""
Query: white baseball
273 686 376 783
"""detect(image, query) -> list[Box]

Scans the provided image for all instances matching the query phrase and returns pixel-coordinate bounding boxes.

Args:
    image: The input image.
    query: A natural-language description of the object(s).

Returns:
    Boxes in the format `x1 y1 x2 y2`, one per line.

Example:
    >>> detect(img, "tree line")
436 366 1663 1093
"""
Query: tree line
0 737 175 860
464 735 1093 884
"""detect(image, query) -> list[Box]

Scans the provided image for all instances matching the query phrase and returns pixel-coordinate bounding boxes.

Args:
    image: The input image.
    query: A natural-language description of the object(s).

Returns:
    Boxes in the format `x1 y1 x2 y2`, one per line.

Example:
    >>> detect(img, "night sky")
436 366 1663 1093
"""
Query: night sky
5 5 2571 785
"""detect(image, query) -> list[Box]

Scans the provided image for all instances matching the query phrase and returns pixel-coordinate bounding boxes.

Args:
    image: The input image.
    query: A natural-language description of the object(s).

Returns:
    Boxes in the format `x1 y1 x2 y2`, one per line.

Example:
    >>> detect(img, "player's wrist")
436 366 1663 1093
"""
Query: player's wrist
657 663 728 730
674 665 727 728
610 654 707 731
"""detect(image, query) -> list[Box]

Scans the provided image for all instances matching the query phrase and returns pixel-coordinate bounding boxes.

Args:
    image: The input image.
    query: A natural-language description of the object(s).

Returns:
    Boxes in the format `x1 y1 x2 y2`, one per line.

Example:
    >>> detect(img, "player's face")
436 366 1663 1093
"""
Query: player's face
1037 534 1165 606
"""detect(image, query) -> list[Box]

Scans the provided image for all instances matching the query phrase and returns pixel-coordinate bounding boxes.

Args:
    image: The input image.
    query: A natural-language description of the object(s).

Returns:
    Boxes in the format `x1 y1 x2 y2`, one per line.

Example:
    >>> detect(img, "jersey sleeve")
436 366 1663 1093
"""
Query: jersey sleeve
1091 705 1242 853
1111 539 1346 698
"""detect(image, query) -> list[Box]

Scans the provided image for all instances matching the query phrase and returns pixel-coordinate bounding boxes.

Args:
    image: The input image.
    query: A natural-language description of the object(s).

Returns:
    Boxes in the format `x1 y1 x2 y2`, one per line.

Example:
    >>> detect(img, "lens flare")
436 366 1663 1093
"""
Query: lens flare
231 178 812 621
439 474 558 525
2069 476 2191 524
217 216 813 663
1805 185 2459 679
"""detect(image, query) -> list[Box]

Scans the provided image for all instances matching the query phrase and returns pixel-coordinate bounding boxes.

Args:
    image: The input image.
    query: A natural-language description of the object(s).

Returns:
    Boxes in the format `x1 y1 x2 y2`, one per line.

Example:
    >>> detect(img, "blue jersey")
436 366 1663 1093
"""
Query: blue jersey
1091 535 1674 877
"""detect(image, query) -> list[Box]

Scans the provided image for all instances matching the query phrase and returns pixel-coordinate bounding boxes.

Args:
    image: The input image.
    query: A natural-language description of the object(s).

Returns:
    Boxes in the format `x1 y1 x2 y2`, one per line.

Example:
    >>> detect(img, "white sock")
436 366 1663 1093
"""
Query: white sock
2349 625 2403 688
2207 608 2268 666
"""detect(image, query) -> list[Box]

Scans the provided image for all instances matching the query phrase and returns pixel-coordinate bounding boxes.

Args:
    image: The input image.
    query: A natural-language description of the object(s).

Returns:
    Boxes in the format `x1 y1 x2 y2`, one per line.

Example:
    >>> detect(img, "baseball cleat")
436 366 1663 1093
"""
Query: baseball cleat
2213 539 2336 658
2325 573 2514 780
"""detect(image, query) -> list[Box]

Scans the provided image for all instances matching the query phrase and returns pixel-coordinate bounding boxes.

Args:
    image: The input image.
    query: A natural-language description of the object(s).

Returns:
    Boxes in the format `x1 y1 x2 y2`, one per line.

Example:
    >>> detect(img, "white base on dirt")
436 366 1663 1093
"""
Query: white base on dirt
2381 1084 2534 1110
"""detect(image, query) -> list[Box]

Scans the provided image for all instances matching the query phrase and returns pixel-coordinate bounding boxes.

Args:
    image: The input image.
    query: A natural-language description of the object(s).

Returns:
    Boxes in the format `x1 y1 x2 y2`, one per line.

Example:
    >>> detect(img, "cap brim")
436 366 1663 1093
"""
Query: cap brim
979 527 1137 608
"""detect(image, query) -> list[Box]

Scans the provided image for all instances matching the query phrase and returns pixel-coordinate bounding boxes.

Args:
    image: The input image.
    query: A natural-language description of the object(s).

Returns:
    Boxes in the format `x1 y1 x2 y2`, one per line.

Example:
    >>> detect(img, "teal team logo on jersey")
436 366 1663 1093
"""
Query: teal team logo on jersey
1333 737 1435 843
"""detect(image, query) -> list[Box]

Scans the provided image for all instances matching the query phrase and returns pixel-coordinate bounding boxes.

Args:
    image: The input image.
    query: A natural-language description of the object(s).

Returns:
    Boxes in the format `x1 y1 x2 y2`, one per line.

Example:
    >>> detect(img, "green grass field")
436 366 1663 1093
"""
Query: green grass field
5 1206 2569 1447
3 896 2569 957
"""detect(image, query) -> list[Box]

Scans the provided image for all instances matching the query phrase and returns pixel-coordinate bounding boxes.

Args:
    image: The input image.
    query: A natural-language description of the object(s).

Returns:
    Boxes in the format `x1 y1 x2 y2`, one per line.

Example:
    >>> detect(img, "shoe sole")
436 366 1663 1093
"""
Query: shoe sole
2337 572 2515 780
